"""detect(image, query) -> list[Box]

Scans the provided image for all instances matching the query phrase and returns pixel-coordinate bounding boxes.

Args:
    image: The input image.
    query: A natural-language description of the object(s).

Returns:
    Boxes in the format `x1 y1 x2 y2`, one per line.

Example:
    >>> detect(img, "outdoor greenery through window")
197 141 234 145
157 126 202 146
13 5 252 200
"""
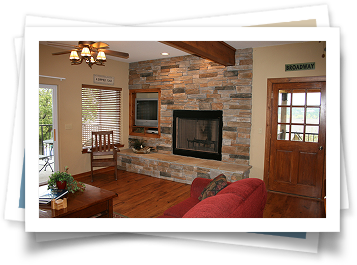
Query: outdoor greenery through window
39 87 53 155
82 84 121 149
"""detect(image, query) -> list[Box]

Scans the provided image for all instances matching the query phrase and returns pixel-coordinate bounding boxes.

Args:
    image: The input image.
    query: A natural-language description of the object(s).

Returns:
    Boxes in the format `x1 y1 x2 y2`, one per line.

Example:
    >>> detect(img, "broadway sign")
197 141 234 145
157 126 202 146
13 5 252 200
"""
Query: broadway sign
285 62 315 72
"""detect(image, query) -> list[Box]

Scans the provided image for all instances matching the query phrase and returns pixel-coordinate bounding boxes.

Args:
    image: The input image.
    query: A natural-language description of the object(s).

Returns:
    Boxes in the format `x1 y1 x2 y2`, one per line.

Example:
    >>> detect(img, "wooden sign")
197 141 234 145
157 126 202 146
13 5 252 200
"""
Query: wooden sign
93 74 114 85
285 62 315 72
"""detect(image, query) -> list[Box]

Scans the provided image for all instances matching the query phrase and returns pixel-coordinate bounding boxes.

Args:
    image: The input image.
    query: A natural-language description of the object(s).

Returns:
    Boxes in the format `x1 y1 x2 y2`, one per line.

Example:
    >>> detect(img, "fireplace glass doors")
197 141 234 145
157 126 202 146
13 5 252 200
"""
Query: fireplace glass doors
173 110 222 161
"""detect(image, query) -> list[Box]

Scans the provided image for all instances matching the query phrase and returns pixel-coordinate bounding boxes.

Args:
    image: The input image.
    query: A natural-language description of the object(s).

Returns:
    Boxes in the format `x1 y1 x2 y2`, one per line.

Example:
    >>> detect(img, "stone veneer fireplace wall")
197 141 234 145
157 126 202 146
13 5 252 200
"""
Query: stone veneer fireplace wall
128 48 253 166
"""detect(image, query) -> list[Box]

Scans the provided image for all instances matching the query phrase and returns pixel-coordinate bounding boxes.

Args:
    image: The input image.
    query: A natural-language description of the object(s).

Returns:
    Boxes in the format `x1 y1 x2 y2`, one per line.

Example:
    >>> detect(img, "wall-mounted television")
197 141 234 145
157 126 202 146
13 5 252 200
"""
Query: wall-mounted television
135 98 158 127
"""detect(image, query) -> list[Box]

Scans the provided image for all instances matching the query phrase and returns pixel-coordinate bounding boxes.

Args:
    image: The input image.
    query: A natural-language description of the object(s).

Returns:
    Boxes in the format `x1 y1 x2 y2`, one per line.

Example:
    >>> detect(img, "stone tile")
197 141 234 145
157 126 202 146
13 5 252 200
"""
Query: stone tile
217 163 252 173
170 156 196 164
196 160 222 169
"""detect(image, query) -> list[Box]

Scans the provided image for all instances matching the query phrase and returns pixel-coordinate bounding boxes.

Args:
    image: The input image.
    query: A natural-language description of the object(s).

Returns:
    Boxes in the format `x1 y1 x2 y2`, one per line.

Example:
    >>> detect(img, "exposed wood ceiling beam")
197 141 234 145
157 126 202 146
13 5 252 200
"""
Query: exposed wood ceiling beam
160 41 236 66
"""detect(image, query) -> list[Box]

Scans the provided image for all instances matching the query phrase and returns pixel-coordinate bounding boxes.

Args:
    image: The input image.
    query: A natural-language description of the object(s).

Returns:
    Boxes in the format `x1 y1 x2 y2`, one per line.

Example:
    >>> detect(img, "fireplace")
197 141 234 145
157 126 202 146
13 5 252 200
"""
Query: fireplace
173 110 223 161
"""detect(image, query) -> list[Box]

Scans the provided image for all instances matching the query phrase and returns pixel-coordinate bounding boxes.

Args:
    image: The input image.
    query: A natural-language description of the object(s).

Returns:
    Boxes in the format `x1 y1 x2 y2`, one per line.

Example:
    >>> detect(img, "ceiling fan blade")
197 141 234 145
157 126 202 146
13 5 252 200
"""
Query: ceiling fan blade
103 49 129 59
47 41 79 49
52 50 73 55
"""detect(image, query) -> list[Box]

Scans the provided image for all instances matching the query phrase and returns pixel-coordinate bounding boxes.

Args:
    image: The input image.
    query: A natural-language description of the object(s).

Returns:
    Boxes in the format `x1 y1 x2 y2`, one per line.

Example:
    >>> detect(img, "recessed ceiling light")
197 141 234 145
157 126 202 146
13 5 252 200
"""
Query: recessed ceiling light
161 52 169 56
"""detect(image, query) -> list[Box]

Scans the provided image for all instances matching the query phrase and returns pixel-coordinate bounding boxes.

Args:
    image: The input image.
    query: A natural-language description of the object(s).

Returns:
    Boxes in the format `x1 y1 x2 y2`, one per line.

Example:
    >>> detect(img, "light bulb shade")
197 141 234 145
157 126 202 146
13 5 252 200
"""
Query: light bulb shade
69 50 79 60
90 57 95 63
81 47 91 57
97 51 106 61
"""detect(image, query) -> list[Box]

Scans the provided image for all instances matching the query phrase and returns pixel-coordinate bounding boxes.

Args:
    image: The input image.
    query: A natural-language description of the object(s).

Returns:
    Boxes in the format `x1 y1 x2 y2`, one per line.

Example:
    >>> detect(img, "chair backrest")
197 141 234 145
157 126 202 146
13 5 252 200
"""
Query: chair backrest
91 131 115 154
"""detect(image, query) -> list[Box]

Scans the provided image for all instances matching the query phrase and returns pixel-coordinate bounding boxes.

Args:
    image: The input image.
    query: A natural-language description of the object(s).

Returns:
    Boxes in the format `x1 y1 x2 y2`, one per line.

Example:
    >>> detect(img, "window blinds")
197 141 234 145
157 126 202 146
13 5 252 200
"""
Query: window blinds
81 84 121 147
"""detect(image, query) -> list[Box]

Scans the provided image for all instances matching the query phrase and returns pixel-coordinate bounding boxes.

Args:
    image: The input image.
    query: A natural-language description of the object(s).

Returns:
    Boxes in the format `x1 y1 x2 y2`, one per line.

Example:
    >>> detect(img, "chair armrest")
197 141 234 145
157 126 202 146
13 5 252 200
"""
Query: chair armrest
190 178 212 199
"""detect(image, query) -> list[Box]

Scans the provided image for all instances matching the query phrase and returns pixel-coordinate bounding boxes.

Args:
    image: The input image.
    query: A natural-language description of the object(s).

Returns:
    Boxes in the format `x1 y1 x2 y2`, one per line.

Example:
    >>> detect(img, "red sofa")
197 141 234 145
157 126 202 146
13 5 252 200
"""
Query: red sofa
158 177 267 218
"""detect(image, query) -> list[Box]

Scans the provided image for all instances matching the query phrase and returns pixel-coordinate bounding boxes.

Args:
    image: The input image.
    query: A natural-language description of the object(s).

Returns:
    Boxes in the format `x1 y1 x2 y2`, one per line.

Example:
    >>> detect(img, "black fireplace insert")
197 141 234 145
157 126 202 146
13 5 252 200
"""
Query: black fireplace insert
173 110 223 161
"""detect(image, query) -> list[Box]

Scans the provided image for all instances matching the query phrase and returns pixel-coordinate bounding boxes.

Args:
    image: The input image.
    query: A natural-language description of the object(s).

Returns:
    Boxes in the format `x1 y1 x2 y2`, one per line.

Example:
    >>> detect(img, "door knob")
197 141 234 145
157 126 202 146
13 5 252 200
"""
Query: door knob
319 146 323 150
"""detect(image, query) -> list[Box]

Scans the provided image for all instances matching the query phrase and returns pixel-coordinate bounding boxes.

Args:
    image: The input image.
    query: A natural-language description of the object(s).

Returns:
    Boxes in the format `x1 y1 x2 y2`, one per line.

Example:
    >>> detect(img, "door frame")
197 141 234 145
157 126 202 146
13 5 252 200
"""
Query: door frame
263 76 326 195
39 83 59 172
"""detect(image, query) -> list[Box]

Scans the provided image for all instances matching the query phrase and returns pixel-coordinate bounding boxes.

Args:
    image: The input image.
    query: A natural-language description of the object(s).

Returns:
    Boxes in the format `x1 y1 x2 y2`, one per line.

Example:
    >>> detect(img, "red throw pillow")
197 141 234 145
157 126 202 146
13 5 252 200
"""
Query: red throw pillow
198 174 228 201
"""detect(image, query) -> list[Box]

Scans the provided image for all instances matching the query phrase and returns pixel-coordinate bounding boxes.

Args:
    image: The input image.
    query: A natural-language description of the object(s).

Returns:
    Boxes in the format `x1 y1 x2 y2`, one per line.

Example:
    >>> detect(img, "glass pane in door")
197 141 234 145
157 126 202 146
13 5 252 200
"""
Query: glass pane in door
305 126 319 142
278 90 291 105
277 124 290 140
306 108 320 124
292 90 305 105
291 125 304 141
291 108 305 124
278 107 290 123
306 91 321 106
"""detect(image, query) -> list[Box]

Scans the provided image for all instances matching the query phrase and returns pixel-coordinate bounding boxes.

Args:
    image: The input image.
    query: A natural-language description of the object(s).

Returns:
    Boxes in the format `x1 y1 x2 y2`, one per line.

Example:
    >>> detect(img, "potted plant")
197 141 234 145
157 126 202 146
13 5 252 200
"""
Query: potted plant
47 167 86 193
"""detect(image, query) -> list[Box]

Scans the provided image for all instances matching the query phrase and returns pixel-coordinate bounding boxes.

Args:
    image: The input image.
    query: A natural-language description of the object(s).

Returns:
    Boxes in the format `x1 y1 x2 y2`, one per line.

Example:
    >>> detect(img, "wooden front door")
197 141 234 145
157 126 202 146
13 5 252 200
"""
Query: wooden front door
264 77 326 199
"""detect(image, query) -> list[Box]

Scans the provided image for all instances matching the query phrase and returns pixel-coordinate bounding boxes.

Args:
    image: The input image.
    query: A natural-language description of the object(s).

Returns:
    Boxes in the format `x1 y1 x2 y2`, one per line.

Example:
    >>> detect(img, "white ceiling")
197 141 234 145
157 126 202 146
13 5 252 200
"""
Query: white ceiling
42 41 303 63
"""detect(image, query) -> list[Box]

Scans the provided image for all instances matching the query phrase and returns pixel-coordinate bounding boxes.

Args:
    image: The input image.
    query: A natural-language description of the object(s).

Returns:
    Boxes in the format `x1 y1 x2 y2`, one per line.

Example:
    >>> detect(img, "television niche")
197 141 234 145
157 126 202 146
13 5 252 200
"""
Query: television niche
129 88 161 138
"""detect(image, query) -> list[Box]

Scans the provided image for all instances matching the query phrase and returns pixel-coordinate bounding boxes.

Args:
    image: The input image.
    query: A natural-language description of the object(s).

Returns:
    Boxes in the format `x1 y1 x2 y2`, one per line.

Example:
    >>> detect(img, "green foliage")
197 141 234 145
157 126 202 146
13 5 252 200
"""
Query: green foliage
39 88 53 140
39 88 52 124
47 170 86 193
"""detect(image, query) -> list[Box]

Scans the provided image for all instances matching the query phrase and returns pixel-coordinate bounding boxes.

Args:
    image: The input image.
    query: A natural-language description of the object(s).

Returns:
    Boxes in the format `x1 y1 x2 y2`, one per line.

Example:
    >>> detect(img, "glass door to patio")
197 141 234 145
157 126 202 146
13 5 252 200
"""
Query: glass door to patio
39 84 58 182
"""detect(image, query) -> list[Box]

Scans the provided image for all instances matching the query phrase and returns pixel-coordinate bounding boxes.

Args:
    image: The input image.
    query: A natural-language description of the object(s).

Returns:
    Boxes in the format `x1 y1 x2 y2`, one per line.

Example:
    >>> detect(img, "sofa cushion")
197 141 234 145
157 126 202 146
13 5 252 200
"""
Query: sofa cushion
183 193 245 218
162 197 200 218
198 174 228 201
218 178 265 199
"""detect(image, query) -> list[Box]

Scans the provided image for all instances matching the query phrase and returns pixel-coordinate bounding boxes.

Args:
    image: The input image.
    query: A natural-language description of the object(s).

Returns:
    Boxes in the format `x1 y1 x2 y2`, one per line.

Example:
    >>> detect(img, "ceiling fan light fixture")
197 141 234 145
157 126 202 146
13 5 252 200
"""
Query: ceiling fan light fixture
97 51 106 61
81 47 91 57
52 41 128 69
69 50 80 60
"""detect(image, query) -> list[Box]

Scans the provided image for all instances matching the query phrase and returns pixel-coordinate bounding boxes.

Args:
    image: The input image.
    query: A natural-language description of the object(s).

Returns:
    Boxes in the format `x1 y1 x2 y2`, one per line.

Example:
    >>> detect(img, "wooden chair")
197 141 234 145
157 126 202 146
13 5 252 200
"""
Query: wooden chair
91 131 118 182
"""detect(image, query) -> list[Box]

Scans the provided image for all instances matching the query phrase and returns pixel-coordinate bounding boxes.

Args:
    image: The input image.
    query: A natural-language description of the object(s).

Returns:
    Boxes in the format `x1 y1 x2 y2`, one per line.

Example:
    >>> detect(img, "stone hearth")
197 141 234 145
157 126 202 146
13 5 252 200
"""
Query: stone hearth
118 149 251 184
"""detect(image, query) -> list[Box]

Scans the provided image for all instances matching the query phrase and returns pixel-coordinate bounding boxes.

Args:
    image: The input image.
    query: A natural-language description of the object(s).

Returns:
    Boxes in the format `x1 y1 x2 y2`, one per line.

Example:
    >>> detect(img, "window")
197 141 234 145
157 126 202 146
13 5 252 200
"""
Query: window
82 84 121 149
277 88 321 143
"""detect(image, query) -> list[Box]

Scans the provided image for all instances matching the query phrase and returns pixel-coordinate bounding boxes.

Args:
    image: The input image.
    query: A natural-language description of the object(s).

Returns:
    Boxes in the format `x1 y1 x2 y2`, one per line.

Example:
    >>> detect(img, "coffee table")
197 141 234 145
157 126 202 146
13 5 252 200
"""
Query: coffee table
39 184 118 218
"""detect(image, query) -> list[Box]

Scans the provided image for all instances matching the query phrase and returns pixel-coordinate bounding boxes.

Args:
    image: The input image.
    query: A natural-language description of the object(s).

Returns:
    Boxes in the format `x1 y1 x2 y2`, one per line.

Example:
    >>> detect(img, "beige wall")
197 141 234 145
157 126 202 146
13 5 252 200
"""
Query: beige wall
39 44 129 175
250 41 326 180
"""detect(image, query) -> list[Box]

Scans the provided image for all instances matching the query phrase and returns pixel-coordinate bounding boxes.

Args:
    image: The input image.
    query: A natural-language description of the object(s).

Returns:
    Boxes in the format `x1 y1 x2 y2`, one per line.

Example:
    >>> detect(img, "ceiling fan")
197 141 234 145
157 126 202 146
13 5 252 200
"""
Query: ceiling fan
49 41 129 68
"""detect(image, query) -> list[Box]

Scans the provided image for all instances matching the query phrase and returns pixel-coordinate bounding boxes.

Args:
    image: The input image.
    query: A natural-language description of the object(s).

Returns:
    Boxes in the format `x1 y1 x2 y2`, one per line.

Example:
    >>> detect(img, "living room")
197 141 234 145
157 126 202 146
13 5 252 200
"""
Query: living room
38 40 327 219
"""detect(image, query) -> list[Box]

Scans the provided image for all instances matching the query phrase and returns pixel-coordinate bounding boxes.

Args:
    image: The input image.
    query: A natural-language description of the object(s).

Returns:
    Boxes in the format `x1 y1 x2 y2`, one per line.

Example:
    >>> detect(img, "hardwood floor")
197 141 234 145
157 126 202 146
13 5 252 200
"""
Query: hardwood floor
263 191 325 218
75 168 325 218
75 168 191 218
